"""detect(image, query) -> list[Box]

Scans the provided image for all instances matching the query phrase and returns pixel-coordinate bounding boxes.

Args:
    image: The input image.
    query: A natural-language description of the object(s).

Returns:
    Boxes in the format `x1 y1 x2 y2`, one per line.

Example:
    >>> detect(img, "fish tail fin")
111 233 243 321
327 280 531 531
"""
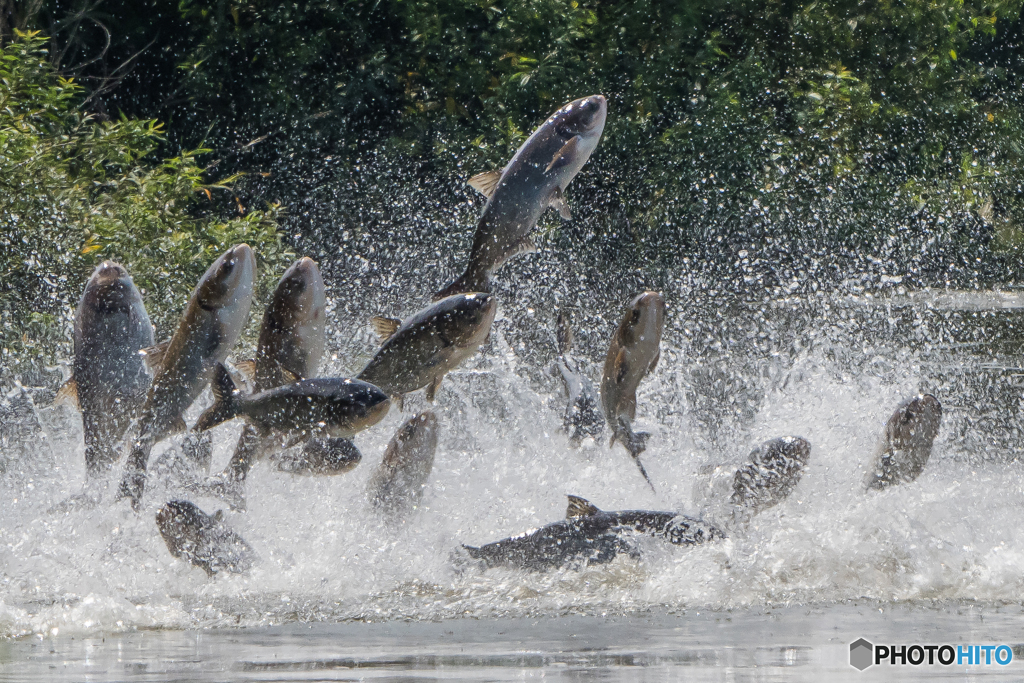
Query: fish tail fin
433 268 491 301
634 456 656 492
195 363 240 432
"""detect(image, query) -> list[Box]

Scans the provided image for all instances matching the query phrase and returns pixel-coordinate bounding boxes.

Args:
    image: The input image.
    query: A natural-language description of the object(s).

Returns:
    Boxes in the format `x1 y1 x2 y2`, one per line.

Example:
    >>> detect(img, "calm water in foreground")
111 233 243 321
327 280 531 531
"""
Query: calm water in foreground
3 603 1023 681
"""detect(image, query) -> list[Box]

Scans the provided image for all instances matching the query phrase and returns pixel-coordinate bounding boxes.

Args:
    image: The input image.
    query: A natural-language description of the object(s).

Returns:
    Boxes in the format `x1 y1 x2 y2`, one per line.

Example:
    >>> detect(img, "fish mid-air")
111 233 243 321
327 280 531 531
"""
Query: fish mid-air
358 293 497 404
117 244 256 511
58 262 154 477
553 311 604 445
865 394 942 490
367 411 439 518
461 495 724 571
600 292 666 490
731 436 812 514
435 95 607 299
204 257 329 507
195 363 391 441
156 500 256 576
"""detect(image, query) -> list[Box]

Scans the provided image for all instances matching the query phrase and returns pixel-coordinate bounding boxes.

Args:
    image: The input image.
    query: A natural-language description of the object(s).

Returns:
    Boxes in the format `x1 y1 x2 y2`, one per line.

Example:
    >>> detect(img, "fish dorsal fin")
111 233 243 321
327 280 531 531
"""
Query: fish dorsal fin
556 311 573 355
566 495 600 518
53 378 80 410
140 341 170 372
467 170 502 198
234 359 257 383
544 135 581 174
548 186 572 220
371 316 401 342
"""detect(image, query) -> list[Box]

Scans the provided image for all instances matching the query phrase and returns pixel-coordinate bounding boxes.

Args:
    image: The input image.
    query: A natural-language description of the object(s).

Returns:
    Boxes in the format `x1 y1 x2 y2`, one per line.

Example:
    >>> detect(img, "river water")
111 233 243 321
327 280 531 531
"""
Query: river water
0 236 1022 678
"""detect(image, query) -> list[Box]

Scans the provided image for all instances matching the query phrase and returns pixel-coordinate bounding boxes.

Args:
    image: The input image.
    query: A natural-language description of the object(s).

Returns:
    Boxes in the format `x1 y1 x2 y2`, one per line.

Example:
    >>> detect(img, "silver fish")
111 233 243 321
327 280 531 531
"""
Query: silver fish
865 394 942 490
358 293 497 402
435 95 607 298
553 311 604 445
276 437 363 476
156 499 256 576
367 411 438 517
214 257 328 504
195 363 391 439
461 495 723 572
731 436 811 513
118 244 256 511
59 261 153 476
600 292 666 490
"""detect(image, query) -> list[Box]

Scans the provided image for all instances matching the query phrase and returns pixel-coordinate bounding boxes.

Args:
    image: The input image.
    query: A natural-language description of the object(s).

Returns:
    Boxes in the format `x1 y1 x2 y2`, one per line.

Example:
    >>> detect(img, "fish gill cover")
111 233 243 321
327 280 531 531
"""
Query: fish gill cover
0 1 1022 636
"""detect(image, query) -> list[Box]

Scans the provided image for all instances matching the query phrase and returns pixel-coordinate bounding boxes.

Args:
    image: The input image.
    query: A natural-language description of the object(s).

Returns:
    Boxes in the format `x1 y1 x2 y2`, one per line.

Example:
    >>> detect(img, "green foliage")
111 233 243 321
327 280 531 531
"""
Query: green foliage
0 31 290 371
9 0 1024 285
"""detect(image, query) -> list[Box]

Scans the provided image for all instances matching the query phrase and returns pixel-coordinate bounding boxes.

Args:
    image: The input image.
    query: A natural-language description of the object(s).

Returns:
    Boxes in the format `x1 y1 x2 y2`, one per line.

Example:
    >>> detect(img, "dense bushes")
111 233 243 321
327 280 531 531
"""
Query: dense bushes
2 0 1023 307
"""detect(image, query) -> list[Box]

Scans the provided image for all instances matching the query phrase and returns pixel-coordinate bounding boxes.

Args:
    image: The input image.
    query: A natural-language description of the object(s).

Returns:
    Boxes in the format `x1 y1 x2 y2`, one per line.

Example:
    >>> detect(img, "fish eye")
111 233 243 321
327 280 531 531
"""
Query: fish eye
631 309 642 324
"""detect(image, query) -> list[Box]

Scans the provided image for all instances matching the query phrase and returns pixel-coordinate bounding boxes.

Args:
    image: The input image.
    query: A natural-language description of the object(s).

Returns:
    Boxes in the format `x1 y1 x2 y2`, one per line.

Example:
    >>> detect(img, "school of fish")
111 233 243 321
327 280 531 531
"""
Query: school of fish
52 95 945 575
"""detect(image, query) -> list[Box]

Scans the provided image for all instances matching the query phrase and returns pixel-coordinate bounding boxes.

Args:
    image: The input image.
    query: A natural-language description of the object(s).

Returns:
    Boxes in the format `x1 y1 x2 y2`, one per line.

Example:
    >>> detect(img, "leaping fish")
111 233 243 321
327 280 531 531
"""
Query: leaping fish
600 292 666 490
117 244 256 511
435 95 607 299
59 261 154 477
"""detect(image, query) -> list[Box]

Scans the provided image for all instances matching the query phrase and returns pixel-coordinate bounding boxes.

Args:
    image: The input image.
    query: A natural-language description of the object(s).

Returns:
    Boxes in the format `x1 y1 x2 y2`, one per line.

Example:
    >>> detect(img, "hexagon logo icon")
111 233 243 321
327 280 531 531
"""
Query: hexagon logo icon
850 638 874 670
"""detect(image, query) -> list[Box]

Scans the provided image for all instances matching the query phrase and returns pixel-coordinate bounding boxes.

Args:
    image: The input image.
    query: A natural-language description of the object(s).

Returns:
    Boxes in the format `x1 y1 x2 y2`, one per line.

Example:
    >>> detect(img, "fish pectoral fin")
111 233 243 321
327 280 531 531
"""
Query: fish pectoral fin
566 495 601 518
547 186 572 220
425 374 444 402
394 394 405 412
213 510 225 523
171 416 188 435
234 359 257 383
496 235 537 265
544 135 581 174
467 170 502 198
370 316 402 342
648 350 661 374
614 347 629 384
139 341 170 372
274 361 301 384
54 377 80 410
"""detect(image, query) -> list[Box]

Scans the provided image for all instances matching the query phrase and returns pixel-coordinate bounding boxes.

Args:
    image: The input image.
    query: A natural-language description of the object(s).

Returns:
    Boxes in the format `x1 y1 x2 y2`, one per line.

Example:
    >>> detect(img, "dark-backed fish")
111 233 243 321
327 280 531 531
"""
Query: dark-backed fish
117 244 256 511
600 292 666 489
435 95 607 298
196 363 390 439
731 436 811 513
461 495 723 571
156 499 255 576
210 257 328 505
59 261 153 476
865 394 942 490
553 311 603 444
358 293 496 402
367 411 438 516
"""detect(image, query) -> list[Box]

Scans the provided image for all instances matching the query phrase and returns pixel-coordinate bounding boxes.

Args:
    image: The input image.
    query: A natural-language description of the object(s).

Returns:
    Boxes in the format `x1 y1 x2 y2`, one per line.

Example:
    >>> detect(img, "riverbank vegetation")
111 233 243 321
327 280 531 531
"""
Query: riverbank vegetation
2 0 1023 365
